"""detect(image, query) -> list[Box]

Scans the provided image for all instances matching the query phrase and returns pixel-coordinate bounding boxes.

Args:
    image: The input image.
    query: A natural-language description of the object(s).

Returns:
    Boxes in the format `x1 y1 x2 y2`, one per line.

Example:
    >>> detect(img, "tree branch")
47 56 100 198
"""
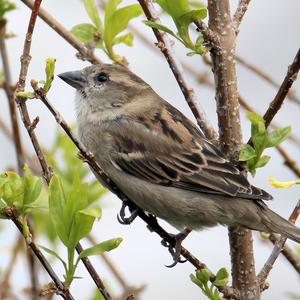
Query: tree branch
137 0 218 142
236 55 300 105
0 20 25 174
258 200 300 285
2 207 73 300
232 0 252 33
207 1 259 299
263 48 300 129
20 0 102 64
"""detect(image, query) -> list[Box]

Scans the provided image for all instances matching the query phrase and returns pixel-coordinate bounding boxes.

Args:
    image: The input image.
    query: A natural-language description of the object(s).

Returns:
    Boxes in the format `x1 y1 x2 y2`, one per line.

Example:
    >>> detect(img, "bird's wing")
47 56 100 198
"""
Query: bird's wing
108 101 272 200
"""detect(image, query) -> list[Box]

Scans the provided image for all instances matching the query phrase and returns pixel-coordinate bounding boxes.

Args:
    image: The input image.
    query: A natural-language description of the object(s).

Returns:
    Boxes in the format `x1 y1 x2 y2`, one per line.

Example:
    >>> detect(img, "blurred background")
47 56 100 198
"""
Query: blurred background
0 0 300 299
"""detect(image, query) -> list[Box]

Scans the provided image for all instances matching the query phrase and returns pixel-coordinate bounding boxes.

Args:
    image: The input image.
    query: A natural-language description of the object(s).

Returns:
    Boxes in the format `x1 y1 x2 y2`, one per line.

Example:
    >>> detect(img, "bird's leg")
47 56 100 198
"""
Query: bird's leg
117 200 139 225
161 228 191 268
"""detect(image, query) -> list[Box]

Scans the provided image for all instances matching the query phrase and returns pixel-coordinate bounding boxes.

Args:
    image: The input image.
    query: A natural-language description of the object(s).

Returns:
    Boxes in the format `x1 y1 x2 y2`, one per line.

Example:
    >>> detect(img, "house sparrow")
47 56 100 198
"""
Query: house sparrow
58 64 300 246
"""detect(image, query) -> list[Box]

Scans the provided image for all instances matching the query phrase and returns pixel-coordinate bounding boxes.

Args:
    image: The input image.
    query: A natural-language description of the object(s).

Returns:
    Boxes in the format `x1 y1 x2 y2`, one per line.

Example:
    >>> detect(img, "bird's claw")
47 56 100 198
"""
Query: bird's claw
161 228 191 268
117 201 139 225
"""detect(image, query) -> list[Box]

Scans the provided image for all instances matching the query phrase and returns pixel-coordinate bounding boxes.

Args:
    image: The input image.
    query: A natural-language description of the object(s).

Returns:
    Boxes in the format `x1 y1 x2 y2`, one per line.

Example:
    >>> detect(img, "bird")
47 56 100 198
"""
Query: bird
58 63 300 262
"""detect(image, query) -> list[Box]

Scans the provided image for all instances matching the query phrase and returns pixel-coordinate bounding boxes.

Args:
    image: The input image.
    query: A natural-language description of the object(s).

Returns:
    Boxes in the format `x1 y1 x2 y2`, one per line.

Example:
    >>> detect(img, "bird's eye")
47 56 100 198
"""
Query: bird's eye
97 72 109 83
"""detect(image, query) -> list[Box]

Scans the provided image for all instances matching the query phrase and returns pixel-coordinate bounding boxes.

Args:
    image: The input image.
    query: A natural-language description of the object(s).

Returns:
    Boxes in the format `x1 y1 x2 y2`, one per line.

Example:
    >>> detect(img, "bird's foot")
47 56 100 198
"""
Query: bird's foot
161 228 191 268
117 201 139 225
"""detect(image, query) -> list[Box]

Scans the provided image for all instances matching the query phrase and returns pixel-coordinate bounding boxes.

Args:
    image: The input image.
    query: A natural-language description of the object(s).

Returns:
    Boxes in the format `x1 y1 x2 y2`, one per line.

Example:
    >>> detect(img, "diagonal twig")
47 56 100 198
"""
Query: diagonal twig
262 48 300 129
20 0 102 64
1 207 73 300
232 0 252 33
258 200 300 284
236 55 300 105
137 0 218 142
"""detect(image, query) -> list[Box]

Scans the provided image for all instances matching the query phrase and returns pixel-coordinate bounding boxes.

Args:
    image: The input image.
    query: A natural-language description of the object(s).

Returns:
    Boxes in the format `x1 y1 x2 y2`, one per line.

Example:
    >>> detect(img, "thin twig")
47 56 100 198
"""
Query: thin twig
14 0 53 183
87 235 146 299
232 0 251 33
75 244 112 300
33 88 239 300
267 233 300 274
236 55 300 105
137 0 218 142
2 207 72 300
0 20 25 174
263 48 300 129
0 235 23 298
20 0 102 64
258 200 300 284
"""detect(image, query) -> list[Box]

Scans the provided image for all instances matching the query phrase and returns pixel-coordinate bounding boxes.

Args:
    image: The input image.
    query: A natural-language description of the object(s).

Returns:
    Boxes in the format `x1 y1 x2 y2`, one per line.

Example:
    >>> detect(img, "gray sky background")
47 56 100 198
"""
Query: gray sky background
0 0 300 299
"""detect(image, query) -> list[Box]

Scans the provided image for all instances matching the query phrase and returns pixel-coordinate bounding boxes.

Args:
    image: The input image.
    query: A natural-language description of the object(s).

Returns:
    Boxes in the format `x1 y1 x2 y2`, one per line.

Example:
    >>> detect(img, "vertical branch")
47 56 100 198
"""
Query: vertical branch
207 1 259 299
0 20 25 174
14 0 53 183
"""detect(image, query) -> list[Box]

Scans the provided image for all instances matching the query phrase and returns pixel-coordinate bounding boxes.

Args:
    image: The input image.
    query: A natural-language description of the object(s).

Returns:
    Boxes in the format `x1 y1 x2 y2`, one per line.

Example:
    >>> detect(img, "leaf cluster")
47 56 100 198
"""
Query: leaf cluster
42 173 122 286
145 0 207 55
71 0 143 63
190 268 229 300
239 112 291 176
0 0 16 20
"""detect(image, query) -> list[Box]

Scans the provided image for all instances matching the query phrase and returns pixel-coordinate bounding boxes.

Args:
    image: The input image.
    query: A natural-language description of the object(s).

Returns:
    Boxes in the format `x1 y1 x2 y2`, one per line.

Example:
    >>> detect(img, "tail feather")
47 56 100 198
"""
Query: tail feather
259 206 300 243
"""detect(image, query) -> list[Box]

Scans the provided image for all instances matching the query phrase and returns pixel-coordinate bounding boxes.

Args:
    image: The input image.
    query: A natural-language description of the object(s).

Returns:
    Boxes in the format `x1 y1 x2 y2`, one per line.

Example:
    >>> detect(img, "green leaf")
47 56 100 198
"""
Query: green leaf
78 207 102 219
190 273 204 289
84 0 103 30
266 126 291 148
255 155 270 169
0 0 16 20
213 267 229 287
104 2 142 60
144 21 182 42
239 144 256 161
39 245 68 273
71 23 98 45
23 166 43 207
0 172 24 207
196 268 211 285
49 175 69 246
112 32 134 46
156 0 189 19
77 238 123 261
246 111 264 123
44 57 56 92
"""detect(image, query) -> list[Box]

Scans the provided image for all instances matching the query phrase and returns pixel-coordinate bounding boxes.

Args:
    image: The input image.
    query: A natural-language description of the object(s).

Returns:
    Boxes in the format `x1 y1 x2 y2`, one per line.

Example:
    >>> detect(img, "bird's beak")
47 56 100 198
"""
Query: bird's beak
58 71 87 89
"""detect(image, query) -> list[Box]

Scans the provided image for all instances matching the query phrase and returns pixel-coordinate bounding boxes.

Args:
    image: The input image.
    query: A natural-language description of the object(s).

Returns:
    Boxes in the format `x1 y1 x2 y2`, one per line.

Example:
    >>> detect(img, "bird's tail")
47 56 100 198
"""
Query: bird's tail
258 206 300 243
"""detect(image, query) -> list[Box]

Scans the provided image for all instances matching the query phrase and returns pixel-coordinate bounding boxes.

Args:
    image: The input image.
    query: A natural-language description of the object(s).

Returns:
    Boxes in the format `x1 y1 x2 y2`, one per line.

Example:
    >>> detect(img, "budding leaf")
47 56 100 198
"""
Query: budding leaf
239 144 256 161
77 238 123 261
84 0 103 30
0 0 16 20
266 126 291 148
44 57 56 92
71 23 98 44
196 268 211 285
213 267 229 287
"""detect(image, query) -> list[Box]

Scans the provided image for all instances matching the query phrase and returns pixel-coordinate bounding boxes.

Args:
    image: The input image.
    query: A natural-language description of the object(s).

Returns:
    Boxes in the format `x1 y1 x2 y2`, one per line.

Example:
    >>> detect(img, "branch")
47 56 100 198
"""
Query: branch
236 55 300 105
137 0 218 142
2 207 73 300
263 48 300 129
258 200 300 285
207 1 259 299
0 20 25 174
20 0 102 64
87 235 146 299
32 88 239 300
232 0 251 33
